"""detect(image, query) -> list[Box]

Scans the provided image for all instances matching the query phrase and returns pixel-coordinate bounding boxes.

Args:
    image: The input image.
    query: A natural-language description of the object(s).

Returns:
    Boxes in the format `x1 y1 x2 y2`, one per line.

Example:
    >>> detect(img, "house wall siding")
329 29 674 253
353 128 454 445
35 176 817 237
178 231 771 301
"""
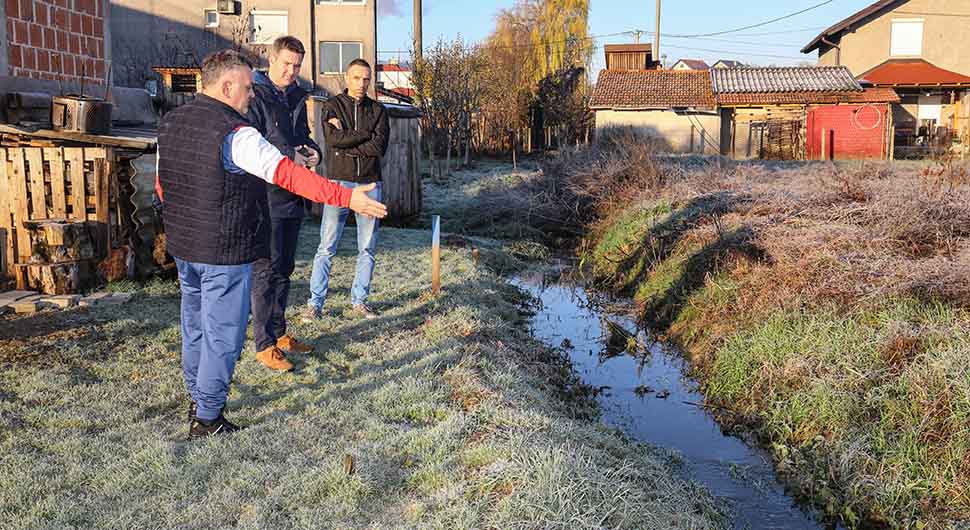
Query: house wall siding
111 0 375 96
595 109 721 154
818 0 970 76
5 0 109 84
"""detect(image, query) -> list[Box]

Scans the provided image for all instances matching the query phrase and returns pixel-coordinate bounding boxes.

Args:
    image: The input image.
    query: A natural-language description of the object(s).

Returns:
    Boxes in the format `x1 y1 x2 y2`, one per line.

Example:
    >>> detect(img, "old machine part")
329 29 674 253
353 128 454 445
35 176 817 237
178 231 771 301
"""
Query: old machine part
51 96 113 135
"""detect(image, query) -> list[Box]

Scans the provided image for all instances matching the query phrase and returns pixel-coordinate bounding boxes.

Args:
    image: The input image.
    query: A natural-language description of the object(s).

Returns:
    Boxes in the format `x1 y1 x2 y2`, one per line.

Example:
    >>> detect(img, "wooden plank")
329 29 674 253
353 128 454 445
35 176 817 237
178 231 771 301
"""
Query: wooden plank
0 124 156 150
44 148 67 219
86 148 110 225
0 149 12 277
25 148 48 221
8 148 31 289
65 148 86 221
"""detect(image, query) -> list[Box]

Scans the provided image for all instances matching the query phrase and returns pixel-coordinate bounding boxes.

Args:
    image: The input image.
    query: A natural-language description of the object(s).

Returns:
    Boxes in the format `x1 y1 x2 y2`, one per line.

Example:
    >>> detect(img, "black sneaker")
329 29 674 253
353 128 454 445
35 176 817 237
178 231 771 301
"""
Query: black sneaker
189 414 241 440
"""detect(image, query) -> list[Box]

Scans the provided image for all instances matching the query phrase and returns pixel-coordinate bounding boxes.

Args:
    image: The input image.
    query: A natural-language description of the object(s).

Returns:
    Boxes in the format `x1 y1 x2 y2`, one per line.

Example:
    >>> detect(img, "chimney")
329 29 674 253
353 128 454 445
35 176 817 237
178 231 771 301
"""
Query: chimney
604 44 658 71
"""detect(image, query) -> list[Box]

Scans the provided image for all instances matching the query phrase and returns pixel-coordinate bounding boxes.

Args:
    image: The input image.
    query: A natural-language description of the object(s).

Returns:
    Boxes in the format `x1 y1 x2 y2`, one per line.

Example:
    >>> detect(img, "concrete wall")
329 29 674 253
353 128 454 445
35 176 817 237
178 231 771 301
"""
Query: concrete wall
594 109 722 154
315 1 376 97
817 0 970 76
111 0 376 96
4 0 110 84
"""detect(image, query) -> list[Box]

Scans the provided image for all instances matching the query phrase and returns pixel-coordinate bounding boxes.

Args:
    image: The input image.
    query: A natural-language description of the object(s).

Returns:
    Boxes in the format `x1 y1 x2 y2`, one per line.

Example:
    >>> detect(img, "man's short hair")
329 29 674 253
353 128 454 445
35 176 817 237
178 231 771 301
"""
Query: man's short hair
271 36 305 58
201 49 253 88
347 58 372 72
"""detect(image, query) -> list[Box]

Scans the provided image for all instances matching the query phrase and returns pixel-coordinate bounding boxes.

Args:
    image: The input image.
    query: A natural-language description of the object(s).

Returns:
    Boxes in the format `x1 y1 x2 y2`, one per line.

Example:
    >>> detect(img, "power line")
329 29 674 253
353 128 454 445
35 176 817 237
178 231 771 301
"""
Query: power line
660 43 807 61
728 26 828 36
664 0 836 38
661 34 808 48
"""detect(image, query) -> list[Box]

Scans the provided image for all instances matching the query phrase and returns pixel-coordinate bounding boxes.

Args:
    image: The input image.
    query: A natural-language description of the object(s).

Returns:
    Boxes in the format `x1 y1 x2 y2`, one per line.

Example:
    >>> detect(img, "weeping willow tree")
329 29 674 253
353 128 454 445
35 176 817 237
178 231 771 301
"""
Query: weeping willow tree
530 0 592 83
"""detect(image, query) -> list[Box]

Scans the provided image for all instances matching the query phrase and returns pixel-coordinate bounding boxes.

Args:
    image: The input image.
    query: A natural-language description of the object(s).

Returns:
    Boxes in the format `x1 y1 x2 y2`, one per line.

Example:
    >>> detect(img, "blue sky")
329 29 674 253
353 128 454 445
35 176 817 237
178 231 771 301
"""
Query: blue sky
377 0 877 73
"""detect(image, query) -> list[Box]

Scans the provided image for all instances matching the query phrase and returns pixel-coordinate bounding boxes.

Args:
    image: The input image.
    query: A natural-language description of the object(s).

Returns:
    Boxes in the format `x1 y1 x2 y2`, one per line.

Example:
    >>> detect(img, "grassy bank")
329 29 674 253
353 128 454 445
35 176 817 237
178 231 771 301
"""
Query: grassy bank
569 139 970 528
0 225 723 529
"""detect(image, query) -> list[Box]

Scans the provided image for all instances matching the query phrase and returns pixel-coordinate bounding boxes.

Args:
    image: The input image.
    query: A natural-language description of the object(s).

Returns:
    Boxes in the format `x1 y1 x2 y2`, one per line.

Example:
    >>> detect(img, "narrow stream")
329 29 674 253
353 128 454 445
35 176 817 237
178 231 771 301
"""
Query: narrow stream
512 264 840 530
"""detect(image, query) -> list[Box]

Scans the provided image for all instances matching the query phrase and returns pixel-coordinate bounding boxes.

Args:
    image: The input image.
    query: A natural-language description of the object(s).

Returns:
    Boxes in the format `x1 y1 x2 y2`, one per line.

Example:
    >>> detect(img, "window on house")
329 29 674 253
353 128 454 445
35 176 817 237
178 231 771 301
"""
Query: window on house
890 19 923 56
320 42 363 74
251 11 288 45
204 9 219 28
172 74 199 93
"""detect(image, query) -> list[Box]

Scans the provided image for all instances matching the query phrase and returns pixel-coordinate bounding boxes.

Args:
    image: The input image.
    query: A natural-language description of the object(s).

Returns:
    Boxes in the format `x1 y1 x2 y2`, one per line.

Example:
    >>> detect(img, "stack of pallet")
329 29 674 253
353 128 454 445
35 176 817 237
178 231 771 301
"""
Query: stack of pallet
0 146 113 294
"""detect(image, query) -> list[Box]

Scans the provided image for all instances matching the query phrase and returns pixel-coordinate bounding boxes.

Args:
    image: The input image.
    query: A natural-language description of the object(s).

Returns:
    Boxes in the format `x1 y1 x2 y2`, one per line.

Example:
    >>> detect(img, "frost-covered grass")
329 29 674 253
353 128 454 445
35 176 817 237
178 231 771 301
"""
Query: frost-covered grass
0 226 724 530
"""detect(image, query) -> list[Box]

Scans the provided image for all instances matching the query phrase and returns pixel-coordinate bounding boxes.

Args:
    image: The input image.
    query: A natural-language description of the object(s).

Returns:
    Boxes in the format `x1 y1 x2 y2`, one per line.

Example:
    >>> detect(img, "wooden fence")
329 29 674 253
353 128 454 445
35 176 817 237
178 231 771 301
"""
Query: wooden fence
306 97 422 222
0 147 113 289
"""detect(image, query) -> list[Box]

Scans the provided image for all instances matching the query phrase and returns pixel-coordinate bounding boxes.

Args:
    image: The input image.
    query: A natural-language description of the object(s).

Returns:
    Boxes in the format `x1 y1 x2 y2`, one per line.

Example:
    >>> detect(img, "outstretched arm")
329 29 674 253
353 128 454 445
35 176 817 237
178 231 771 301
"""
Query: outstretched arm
226 126 387 218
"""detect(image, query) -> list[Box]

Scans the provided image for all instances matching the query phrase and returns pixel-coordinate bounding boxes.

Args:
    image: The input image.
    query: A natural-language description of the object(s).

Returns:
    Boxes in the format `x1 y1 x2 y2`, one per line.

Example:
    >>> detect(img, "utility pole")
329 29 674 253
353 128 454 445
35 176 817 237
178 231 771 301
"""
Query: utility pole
633 30 643 44
414 0 423 61
654 0 661 68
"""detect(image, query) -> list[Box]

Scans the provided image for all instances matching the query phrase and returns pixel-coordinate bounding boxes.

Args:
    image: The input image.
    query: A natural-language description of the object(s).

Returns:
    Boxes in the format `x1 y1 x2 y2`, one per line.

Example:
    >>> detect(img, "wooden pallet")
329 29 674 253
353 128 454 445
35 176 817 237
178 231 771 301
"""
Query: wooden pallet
0 147 113 288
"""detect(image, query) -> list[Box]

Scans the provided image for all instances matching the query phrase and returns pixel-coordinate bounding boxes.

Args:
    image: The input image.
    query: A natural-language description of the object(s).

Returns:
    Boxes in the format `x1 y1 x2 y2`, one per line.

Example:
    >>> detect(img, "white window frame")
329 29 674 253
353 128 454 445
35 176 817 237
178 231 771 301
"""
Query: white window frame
204 9 219 28
320 41 363 74
317 0 367 4
890 18 923 57
250 10 288 45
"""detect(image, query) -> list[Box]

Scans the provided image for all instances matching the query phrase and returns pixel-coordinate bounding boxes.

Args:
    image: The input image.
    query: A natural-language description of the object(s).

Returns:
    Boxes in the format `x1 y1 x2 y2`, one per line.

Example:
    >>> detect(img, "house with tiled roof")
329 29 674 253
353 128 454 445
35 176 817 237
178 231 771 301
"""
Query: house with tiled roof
590 69 721 154
590 57 899 160
801 0 970 155
671 59 710 71
712 60 745 69
714 66 899 160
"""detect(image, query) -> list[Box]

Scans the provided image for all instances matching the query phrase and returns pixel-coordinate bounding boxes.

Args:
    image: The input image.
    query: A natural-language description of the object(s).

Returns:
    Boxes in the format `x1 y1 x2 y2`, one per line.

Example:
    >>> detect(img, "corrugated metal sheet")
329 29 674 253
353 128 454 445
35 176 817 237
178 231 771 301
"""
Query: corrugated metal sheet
712 66 862 94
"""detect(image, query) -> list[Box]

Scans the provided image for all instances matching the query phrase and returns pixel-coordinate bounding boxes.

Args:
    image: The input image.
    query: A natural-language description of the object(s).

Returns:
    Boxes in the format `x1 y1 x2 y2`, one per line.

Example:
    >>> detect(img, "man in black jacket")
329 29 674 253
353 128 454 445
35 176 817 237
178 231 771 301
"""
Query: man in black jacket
305 59 389 321
247 36 321 371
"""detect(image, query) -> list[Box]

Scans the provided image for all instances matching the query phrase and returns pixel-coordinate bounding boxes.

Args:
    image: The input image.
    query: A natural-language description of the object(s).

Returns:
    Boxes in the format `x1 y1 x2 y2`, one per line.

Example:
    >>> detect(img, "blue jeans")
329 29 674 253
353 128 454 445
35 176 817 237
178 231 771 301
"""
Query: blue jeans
176 258 252 421
307 180 381 309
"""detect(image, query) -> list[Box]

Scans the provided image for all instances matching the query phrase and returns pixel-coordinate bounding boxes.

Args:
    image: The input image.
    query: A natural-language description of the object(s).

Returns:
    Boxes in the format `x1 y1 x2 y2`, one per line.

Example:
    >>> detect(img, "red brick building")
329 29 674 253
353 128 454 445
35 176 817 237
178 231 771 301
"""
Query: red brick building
2 0 110 86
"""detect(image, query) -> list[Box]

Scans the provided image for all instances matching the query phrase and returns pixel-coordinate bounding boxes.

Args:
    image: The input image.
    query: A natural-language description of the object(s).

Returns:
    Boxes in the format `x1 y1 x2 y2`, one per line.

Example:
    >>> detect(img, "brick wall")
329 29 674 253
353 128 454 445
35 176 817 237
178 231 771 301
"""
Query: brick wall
5 0 107 84
807 104 890 160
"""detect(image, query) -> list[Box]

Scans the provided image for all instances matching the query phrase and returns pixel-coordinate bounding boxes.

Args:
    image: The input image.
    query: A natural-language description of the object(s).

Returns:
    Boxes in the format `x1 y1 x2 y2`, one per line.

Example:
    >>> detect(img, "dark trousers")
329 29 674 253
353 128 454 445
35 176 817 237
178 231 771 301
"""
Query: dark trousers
251 217 303 351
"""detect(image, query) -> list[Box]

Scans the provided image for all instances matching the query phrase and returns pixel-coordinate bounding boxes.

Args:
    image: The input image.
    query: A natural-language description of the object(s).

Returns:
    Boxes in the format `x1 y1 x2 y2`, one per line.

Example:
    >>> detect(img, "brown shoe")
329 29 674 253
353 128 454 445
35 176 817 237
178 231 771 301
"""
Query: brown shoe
255 346 294 372
277 335 314 354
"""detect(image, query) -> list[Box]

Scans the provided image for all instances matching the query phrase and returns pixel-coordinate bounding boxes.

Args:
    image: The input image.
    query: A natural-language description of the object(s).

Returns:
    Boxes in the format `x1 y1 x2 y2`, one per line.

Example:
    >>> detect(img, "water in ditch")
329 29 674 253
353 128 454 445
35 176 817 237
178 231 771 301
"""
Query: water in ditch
512 264 841 530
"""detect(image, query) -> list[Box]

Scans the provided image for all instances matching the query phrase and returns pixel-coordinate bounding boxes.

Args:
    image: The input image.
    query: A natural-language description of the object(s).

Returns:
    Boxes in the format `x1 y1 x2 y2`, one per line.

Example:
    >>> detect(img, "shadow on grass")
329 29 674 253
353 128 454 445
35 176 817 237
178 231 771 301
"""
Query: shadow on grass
645 226 766 329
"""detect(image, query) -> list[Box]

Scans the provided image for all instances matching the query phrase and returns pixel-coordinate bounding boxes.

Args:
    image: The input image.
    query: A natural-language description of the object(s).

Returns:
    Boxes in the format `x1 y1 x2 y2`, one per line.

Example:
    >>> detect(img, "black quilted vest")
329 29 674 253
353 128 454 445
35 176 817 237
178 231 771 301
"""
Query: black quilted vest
157 94 270 265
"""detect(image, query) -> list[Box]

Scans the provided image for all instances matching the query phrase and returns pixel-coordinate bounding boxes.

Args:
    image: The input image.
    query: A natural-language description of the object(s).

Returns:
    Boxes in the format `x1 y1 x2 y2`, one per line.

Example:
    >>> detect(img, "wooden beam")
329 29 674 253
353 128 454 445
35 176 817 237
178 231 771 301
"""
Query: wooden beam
65 148 86 221
8 149 31 288
44 148 67 219
25 148 47 220
0 150 12 277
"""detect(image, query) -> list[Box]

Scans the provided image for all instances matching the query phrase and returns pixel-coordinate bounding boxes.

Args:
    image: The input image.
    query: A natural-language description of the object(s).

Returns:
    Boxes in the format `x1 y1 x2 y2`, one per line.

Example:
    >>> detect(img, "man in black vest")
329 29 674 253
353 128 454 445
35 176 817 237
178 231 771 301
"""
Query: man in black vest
156 50 386 439
247 36 320 372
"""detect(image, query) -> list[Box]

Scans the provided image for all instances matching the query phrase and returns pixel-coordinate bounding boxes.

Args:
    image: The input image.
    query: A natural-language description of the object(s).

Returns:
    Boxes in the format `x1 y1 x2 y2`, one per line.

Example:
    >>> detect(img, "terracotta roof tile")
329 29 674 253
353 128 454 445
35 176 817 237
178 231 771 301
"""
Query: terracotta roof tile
717 87 900 105
590 69 714 110
712 66 861 93
858 59 970 87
